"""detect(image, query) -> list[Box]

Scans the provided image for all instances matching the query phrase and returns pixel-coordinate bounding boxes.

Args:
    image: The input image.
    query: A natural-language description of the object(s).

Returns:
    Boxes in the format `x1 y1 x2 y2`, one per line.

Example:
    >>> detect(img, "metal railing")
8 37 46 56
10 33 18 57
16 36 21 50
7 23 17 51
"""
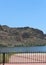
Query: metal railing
0 47 46 65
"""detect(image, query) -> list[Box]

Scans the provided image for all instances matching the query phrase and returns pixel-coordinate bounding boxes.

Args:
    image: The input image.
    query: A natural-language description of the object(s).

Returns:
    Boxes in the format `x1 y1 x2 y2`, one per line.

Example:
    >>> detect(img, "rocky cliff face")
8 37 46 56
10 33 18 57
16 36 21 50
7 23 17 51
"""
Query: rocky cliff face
0 25 46 47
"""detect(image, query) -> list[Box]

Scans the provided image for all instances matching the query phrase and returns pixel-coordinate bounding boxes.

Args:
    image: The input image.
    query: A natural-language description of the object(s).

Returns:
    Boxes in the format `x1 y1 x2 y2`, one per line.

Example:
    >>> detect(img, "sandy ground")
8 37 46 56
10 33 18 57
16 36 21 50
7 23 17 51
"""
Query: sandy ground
9 53 46 63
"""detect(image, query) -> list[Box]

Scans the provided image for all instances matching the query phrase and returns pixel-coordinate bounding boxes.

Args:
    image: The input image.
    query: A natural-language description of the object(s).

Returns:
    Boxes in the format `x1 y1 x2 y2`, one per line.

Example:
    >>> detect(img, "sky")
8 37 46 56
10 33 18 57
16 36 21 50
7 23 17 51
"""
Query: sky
0 0 46 33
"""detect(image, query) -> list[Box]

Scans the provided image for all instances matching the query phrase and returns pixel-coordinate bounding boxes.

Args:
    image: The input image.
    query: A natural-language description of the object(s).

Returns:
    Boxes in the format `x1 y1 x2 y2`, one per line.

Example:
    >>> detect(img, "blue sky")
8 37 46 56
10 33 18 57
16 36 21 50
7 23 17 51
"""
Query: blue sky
0 0 46 33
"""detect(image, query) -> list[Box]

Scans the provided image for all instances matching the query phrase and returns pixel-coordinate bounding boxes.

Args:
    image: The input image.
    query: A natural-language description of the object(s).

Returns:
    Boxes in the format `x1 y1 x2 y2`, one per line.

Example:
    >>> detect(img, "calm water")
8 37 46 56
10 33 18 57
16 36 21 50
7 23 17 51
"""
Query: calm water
0 46 46 53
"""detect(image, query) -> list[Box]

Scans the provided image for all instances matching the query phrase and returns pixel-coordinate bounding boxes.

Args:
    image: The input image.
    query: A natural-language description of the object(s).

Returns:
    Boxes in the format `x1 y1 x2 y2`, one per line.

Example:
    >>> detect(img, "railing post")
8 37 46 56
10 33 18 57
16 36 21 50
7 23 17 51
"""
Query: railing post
3 53 5 65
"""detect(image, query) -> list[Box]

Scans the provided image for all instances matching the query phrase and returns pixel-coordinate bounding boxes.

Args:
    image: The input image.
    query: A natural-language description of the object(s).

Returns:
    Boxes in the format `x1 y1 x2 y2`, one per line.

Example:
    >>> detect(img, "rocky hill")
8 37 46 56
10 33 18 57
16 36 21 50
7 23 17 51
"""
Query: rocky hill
0 25 46 47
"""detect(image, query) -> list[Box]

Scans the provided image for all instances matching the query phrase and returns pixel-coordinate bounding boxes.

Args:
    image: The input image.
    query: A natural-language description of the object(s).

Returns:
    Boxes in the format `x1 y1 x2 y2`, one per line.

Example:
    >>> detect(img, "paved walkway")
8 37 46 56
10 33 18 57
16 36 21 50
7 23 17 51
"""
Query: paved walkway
0 63 46 65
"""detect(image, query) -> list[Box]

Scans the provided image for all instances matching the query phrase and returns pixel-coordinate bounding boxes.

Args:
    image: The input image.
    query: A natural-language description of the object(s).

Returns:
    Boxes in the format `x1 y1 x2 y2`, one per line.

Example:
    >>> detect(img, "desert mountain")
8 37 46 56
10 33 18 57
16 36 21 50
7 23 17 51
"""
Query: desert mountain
0 25 46 47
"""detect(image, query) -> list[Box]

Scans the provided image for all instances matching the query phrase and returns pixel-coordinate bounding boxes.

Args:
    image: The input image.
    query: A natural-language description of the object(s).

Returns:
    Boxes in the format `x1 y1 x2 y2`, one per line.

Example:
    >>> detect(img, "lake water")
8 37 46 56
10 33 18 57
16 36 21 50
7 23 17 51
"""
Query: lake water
0 46 46 53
